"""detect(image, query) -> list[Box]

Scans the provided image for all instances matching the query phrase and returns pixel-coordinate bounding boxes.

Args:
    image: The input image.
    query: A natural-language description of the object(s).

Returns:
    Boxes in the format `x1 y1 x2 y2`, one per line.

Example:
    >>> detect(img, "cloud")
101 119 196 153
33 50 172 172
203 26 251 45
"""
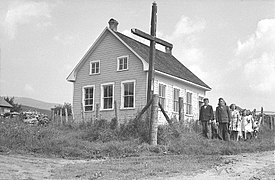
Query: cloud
54 33 80 46
3 0 52 39
235 19 275 93
170 16 206 39
165 15 206 64
24 84 34 94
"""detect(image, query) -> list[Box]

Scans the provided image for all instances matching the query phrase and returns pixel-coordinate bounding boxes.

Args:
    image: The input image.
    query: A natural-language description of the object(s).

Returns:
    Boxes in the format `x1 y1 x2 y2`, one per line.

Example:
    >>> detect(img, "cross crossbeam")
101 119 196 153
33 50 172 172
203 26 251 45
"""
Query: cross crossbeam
131 2 173 103
131 28 173 49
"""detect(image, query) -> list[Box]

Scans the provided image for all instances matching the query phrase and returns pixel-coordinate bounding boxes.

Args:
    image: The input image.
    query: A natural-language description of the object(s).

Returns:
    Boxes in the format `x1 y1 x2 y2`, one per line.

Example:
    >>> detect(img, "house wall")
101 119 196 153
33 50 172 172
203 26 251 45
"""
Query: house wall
154 73 206 124
0 107 11 115
73 31 147 123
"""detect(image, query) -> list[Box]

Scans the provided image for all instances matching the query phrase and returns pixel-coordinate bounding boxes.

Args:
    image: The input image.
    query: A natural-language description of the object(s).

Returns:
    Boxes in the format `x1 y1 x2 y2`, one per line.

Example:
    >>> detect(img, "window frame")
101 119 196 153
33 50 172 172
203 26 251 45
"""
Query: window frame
158 83 166 110
121 80 136 109
82 85 95 112
89 60 100 75
186 91 192 115
173 88 180 112
117 55 129 71
100 82 115 110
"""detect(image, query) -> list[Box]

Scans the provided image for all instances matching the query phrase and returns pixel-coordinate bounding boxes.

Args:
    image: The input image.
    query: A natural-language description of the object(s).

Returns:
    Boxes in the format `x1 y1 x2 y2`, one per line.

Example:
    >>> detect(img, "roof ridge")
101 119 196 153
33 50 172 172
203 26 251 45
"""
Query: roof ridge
115 31 211 90
115 31 172 58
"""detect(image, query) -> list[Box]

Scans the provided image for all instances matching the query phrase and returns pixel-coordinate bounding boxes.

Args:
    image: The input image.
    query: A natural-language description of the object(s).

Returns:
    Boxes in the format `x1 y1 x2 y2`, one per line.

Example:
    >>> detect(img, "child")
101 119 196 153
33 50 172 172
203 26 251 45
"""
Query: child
244 110 254 139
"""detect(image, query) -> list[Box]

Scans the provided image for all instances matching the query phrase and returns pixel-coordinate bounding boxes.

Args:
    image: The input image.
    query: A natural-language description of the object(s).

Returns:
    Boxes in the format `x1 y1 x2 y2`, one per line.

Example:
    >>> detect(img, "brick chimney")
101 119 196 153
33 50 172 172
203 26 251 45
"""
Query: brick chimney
108 18 119 32
165 46 172 54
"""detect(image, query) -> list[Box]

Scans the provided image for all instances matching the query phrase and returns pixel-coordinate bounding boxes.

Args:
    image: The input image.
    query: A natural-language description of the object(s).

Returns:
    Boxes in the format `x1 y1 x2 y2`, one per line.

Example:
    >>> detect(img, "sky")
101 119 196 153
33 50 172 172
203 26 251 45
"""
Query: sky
0 0 274 111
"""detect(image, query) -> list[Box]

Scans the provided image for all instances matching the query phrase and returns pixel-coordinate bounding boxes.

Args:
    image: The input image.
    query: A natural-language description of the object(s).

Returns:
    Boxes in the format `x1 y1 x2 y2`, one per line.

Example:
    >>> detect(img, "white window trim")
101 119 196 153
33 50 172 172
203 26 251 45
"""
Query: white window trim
185 90 193 115
117 55 129 71
89 60 100 75
100 82 115 111
120 80 136 109
82 85 95 112
158 82 166 110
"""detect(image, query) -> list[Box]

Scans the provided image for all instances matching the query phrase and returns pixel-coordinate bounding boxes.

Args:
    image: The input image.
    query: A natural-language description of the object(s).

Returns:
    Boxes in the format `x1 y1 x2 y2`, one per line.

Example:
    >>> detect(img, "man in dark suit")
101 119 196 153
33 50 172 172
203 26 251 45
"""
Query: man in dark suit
199 98 214 138
216 98 231 141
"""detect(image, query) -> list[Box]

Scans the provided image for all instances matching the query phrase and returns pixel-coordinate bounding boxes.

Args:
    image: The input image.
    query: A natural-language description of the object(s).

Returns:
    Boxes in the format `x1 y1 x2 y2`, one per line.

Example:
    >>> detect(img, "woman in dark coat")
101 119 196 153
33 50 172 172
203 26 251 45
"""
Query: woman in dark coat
216 98 231 141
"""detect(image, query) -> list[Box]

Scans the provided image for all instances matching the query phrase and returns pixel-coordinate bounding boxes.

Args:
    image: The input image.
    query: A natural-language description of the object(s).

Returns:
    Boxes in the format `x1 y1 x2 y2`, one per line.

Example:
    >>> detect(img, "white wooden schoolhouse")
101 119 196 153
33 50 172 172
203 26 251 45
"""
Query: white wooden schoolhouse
67 19 211 124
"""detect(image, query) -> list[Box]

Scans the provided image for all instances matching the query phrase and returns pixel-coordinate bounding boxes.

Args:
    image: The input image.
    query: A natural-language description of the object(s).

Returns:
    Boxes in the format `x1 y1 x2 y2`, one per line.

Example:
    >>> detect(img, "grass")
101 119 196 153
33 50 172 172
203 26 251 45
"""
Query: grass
0 117 274 159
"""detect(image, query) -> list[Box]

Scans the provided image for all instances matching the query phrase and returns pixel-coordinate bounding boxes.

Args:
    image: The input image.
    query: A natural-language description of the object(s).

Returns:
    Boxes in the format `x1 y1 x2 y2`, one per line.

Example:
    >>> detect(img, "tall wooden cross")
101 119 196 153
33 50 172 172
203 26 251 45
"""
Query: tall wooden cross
131 2 173 103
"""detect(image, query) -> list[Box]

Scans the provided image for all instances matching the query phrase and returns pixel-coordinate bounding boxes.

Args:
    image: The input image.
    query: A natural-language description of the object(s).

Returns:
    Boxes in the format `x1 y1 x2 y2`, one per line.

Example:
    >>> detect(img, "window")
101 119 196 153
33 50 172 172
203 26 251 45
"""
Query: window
117 55 128 71
186 92 192 115
90 61 100 75
121 80 135 108
159 84 166 109
83 86 94 112
173 88 180 112
101 83 114 110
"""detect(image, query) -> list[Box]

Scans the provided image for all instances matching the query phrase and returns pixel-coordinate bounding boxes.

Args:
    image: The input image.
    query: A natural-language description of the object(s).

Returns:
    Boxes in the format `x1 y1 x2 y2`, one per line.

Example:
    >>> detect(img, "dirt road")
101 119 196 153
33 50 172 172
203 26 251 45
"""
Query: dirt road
152 150 275 180
0 151 274 180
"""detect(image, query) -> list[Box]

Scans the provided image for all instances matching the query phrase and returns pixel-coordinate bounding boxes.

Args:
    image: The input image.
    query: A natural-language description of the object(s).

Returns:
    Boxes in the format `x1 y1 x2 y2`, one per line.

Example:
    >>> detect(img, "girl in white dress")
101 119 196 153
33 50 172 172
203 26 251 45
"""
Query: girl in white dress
242 110 254 140
229 104 241 141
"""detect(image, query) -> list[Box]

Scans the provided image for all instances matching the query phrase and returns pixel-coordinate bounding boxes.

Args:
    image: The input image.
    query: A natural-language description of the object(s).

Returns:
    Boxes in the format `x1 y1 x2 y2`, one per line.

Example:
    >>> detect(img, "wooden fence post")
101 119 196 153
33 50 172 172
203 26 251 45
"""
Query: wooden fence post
270 116 274 130
150 94 159 145
51 108 55 122
65 108 68 125
59 109 62 125
179 97 184 122
261 107 264 125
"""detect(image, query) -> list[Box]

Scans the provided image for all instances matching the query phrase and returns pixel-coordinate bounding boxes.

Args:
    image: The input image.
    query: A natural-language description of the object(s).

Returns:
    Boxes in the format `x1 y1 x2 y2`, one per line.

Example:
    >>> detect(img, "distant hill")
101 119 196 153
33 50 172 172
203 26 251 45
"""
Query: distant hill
21 105 52 117
13 97 61 110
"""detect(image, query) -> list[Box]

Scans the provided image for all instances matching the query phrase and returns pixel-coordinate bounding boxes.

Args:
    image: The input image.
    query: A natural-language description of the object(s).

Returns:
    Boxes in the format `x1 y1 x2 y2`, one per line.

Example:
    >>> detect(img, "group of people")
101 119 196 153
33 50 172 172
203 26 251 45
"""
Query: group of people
199 98 260 141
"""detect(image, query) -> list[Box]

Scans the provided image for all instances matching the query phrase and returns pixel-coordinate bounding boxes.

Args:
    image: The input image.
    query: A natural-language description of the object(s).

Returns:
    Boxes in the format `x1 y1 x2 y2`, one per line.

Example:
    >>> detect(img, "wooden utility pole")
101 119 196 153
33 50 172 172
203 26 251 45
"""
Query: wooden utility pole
150 94 159 145
131 2 173 103
131 2 173 145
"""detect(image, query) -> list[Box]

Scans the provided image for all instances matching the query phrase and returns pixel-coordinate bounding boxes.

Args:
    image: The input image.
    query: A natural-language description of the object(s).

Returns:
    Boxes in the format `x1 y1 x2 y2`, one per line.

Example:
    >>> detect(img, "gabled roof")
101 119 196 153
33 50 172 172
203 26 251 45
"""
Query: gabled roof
66 27 148 82
67 27 211 90
114 31 211 90
0 97 13 108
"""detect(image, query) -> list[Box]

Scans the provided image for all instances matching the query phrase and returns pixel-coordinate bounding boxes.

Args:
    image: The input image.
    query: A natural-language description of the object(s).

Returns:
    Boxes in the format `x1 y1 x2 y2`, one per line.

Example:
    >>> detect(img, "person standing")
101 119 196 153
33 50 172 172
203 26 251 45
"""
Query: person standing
229 104 241 141
216 98 231 141
199 98 214 138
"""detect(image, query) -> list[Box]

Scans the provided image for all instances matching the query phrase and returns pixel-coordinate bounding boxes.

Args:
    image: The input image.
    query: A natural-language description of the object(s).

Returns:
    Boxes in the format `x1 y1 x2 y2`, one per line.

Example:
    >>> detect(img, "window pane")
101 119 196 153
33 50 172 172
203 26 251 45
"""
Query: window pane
95 62 99 73
105 98 112 108
128 83 134 95
124 58 127 69
85 105 93 111
109 86 113 96
124 96 129 107
104 86 108 97
124 84 129 95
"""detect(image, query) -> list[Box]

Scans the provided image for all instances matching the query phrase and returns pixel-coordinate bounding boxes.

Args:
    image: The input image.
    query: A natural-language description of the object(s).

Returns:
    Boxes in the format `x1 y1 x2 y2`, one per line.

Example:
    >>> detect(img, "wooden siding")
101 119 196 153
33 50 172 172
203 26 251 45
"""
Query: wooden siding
73 31 147 123
154 73 205 124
